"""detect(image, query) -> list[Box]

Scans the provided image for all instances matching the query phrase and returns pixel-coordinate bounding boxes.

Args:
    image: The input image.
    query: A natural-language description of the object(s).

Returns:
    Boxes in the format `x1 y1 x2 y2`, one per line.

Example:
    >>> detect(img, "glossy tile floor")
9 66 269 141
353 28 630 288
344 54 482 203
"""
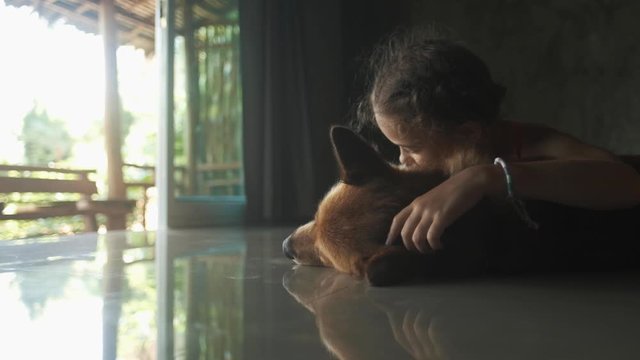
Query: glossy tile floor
1 227 640 359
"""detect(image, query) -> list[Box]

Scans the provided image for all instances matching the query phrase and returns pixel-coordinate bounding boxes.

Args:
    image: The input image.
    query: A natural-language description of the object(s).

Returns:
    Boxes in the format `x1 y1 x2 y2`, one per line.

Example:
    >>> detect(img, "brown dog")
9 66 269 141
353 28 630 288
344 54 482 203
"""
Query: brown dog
283 126 640 286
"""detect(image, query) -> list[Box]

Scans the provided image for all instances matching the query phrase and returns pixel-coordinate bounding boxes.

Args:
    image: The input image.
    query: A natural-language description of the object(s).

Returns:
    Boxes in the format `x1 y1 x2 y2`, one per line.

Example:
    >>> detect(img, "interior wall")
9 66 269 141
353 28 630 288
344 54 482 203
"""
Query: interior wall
338 0 640 155
407 0 640 154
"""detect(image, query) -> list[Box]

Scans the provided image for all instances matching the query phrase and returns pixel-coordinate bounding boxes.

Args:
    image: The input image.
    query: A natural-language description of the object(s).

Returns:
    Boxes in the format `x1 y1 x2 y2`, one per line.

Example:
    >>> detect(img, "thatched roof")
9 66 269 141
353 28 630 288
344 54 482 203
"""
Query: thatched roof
5 0 237 54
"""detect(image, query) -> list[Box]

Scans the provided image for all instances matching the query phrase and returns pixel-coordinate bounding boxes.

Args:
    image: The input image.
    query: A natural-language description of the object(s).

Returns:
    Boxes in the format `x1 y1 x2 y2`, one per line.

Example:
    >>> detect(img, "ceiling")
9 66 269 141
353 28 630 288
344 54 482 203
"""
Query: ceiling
5 0 237 54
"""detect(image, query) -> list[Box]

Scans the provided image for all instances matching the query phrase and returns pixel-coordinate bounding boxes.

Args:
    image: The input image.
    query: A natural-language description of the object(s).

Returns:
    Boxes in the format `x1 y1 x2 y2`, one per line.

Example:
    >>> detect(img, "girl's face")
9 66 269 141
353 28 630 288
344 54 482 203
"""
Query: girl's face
375 112 448 172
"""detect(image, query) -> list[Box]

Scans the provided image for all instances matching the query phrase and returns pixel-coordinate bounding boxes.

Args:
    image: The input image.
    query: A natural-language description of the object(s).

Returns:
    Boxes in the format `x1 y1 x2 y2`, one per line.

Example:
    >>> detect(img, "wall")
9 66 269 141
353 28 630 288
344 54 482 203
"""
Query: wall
409 0 640 154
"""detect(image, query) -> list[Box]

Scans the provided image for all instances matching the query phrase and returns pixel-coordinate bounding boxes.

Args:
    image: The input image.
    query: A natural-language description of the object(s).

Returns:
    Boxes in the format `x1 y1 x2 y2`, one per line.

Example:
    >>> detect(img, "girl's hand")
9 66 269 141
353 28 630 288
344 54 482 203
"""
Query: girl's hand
385 165 500 253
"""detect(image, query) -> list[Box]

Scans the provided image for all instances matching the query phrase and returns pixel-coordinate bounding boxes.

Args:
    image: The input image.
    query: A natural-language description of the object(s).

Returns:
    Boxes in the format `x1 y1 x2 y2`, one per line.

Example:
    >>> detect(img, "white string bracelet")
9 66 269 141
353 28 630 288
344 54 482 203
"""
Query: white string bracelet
493 157 540 230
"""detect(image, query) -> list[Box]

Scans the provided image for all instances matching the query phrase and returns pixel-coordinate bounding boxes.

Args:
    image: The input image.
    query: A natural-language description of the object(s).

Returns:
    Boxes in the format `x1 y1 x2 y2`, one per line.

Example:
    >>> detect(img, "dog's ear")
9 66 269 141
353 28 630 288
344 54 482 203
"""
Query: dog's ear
330 126 391 185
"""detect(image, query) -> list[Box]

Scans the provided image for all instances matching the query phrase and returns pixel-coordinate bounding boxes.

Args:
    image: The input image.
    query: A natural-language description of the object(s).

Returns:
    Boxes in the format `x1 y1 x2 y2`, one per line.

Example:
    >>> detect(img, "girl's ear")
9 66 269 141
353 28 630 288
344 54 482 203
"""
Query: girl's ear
330 126 392 185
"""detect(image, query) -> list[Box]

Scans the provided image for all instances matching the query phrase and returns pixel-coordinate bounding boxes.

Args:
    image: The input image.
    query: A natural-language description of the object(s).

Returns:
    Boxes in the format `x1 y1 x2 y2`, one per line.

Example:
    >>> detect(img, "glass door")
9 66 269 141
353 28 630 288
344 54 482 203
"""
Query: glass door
157 0 245 228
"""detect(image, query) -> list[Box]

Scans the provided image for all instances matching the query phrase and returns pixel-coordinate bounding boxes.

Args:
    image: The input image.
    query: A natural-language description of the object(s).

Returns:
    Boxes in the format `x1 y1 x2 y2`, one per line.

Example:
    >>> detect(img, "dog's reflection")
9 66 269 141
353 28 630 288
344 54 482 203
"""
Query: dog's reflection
283 266 640 360
283 266 408 359
283 266 458 359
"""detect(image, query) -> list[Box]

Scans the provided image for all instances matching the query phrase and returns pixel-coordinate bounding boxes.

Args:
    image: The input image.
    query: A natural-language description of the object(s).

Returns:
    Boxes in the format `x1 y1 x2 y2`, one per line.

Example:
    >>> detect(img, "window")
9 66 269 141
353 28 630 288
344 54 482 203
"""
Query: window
158 0 244 228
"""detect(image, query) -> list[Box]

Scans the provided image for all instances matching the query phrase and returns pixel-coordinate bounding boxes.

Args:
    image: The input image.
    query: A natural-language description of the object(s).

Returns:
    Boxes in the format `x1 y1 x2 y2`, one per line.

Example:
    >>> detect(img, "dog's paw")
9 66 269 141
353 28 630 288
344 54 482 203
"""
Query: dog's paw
365 248 419 286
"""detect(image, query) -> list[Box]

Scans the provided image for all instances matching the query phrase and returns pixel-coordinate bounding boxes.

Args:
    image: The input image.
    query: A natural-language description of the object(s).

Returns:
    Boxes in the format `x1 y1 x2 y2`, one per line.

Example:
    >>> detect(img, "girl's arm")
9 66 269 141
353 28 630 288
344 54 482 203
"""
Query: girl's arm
486 125 640 210
485 158 640 210
386 125 640 252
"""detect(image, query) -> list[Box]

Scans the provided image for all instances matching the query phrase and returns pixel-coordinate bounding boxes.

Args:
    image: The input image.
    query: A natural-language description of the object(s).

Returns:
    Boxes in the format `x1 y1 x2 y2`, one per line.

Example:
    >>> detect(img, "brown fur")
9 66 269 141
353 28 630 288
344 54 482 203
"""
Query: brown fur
283 126 640 286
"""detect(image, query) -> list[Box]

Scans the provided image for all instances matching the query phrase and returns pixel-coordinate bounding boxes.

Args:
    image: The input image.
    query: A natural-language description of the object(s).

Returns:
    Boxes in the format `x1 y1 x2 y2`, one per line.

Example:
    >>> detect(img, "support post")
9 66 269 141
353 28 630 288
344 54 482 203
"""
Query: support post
184 0 199 195
100 0 127 230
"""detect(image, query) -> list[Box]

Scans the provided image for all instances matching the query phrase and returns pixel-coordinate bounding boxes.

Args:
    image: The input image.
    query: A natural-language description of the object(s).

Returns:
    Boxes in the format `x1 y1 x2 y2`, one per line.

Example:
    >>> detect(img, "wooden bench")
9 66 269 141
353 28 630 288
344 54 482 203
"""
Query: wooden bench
0 164 135 232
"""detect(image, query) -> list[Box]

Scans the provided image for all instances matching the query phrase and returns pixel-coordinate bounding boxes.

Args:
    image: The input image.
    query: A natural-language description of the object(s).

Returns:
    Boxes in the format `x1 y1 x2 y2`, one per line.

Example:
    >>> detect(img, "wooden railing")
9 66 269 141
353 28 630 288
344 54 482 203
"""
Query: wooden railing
123 163 155 229
0 164 135 232
195 161 242 195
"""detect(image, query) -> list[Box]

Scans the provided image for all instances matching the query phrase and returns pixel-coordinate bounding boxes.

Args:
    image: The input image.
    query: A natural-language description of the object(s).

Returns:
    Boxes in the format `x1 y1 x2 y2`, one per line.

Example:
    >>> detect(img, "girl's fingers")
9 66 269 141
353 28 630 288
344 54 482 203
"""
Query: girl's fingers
412 217 434 253
386 204 442 253
401 212 421 252
426 217 445 250
386 207 411 245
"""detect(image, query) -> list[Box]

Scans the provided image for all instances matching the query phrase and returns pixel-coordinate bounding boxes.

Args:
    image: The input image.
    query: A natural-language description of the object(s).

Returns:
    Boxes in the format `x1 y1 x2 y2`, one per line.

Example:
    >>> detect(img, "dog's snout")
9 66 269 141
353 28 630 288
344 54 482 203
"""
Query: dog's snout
283 235 296 260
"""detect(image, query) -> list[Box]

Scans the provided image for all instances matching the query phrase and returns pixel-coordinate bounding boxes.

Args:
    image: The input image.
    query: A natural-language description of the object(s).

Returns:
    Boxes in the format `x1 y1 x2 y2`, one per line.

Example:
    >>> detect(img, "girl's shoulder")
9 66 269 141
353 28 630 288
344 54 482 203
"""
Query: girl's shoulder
506 120 618 162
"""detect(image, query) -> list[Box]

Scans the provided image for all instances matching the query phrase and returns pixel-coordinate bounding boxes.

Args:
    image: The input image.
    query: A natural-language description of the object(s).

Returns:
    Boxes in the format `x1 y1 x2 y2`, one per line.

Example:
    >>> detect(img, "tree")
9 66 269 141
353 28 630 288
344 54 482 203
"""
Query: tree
21 105 72 165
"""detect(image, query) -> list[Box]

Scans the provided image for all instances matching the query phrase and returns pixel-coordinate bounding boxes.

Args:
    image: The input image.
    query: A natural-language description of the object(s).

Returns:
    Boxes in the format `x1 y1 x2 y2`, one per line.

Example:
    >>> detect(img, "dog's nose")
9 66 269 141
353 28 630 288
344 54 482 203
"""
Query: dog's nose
283 235 296 260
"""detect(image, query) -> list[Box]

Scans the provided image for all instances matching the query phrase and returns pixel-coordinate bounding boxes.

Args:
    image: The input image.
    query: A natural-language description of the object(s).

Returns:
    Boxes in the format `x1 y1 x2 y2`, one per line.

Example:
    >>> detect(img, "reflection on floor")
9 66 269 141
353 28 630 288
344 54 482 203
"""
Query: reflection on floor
0 227 640 359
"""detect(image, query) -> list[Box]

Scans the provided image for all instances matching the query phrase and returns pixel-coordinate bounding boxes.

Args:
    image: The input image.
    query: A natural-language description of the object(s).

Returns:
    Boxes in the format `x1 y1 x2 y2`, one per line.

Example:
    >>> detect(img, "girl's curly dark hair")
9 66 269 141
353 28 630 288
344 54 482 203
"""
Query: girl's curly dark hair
352 28 506 135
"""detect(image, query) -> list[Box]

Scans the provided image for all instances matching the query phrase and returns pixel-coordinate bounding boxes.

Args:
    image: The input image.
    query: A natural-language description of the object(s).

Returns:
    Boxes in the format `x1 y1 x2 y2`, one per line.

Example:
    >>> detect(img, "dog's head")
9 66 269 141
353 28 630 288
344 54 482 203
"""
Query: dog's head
283 127 444 283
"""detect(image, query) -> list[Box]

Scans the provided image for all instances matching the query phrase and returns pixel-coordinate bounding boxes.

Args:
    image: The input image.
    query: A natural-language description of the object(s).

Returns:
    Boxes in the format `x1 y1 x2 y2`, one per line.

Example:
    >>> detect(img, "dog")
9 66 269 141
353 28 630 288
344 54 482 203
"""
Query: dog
283 126 640 286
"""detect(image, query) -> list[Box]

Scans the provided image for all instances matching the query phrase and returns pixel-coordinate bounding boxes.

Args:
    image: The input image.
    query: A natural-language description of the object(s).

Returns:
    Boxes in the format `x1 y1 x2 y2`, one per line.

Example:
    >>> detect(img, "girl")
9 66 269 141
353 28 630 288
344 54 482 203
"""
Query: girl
352 30 640 254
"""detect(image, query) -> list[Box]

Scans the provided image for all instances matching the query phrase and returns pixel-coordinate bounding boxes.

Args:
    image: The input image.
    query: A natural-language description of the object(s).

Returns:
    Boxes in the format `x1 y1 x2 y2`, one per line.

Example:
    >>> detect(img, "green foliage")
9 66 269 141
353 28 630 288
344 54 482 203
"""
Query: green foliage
0 218 86 241
122 112 157 167
173 24 244 196
21 104 72 165
121 110 134 140
1 104 154 241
